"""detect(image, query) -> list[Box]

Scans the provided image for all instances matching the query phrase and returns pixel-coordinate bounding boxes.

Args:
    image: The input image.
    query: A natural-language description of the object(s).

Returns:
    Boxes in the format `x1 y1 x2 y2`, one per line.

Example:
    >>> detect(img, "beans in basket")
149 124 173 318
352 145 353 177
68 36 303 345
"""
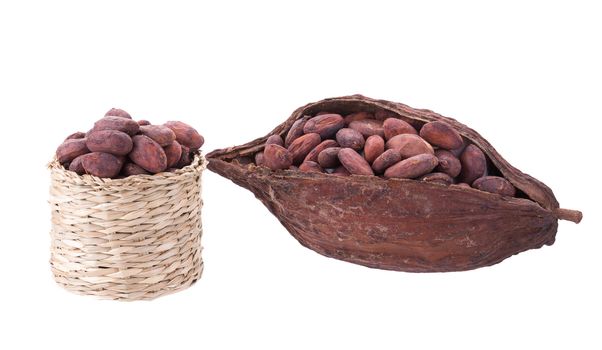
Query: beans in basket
55 108 204 178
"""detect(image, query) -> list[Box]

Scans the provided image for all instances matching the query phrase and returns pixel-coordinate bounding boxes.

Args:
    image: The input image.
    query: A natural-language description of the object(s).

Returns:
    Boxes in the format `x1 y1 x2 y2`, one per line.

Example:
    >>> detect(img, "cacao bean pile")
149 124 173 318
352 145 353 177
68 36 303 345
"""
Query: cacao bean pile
254 111 516 196
55 108 204 178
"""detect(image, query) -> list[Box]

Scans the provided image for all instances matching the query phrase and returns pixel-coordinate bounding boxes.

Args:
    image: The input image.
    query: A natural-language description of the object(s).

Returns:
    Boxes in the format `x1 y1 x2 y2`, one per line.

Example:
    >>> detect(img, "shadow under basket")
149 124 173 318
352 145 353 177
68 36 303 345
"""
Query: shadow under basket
48 153 206 301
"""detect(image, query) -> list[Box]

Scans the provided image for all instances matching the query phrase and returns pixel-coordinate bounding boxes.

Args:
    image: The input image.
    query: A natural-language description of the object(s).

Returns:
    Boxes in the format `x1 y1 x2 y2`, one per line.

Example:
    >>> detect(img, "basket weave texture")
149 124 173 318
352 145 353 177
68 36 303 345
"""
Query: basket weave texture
48 154 206 300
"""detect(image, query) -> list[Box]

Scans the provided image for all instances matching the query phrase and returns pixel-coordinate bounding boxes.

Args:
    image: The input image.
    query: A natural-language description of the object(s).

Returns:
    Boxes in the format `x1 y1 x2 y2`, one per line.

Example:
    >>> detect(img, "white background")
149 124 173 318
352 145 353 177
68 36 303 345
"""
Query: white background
0 1 599 349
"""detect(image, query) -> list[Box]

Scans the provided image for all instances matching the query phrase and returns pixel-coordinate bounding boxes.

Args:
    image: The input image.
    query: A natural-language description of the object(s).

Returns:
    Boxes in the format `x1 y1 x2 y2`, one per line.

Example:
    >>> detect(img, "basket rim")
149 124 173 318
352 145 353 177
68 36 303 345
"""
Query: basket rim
49 151 206 187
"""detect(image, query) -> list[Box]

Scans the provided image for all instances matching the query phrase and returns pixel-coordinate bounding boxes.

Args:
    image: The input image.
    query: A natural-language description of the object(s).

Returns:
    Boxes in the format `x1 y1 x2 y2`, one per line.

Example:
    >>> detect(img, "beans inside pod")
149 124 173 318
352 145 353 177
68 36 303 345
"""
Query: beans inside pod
206 95 582 272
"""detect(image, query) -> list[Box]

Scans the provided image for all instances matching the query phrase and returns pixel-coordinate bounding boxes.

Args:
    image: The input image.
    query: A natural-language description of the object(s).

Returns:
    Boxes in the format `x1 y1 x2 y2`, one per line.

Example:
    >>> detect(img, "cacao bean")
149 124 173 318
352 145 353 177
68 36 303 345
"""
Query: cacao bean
383 118 417 140
435 149 461 178
303 114 345 139
332 165 351 176
472 176 516 197
385 134 434 158
65 131 86 141
338 148 374 176
68 154 88 175
419 172 454 185
104 108 132 119
122 162 150 176
139 125 176 147
344 111 373 125
164 141 183 168
56 139 89 164
177 145 192 168
266 134 284 146
363 135 385 164
164 121 204 149
371 149 402 174
335 128 364 151
93 116 140 136
299 161 323 173
304 139 338 163
285 117 307 147
317 147 341 168
137 119 151 126
420 121 463 150
348 119 384 138
255 151 266 167
383 153 438 179
459 144 487 184
86 130 133 156
287 133 321 164
264 144 293 170
129 135 168 173
82 152 123 178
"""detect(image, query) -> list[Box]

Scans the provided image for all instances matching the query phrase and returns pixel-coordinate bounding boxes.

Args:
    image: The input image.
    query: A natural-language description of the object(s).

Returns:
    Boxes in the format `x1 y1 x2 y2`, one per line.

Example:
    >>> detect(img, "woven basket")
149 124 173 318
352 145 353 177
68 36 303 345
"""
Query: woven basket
48 153 206 301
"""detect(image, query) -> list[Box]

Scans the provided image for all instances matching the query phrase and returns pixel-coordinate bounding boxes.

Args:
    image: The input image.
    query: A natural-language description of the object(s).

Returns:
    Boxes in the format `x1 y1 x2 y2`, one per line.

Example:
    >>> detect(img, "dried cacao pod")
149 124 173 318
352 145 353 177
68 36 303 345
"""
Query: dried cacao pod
207 95 582 272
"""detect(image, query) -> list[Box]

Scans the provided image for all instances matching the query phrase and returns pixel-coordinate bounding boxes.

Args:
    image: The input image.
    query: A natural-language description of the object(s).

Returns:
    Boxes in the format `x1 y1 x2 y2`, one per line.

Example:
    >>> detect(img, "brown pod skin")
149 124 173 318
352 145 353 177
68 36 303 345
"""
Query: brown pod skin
263 144 293 170
287 133 321 165
56 139 89 164
332 165 351 176
86 130 133 156
129 135 168 173
82 152 123 178
176 145 192 168
371 148 402 174
348 119 384 138
435 149 462 178
105 108 132 119
299 161 323 173
303 114 345 139
338 148 374 176
364 135 385 164
459 144 487 184
317 147 341 168
164 121 204 149
419 172 454 186
304 139 338 163
420 121 463 150
139 125 176 147
65 131 86 141
386 134 434 158
93 116 140 136
284 118 308 148
384 153 439 179
122 162 150 176
383 118 417 140
335 128 365 151
164 140 183 168
344 111 373 125
137 119 151 126
68 154 89 175
266 134 284 146
207 95 583 273
255 152 265 167
473 176 516 197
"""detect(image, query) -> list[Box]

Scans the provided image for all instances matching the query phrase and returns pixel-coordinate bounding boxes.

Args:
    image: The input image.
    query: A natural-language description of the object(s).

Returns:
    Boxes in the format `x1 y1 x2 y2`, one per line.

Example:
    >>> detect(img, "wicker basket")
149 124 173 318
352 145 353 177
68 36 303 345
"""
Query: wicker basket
48 153 206 300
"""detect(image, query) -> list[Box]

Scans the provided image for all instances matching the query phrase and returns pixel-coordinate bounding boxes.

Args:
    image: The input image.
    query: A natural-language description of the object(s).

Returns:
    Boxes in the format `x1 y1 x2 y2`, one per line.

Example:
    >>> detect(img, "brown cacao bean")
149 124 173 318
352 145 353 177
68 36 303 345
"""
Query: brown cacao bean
338 148 374 176
459 144 487 184
266 134 284 146
164 121 204 149
472 176 516 197
177 145 192 168
385 134 434 158
56 139 89 164
287 133 321 164
68 154 89 175
139 125 176 147
122 162 150 176
93 116 140 136
435 149 461 178
303 114 345 139
317 147 341 168
348 119 385 138
164 141 183 168
299 161 323 173
332 166 351 176
344 111 373 125
285 118 307 147
105 108 132 119
364 135 385 164
129 135 168 173
65 131 86 141
384 153 439 179
255 152 266 167
82 152 123 178
264 144 293 170
419 172 454 185
371 149 402 174
137 119 151 126
304 139 338 163
86 130 133 156
420 121 463 150
336 128 364 151
383 118 417 140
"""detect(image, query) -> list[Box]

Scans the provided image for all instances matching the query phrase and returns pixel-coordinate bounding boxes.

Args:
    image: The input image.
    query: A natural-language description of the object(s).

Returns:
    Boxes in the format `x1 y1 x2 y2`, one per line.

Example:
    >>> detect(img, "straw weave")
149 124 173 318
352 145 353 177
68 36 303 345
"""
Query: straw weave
48 154 206 300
